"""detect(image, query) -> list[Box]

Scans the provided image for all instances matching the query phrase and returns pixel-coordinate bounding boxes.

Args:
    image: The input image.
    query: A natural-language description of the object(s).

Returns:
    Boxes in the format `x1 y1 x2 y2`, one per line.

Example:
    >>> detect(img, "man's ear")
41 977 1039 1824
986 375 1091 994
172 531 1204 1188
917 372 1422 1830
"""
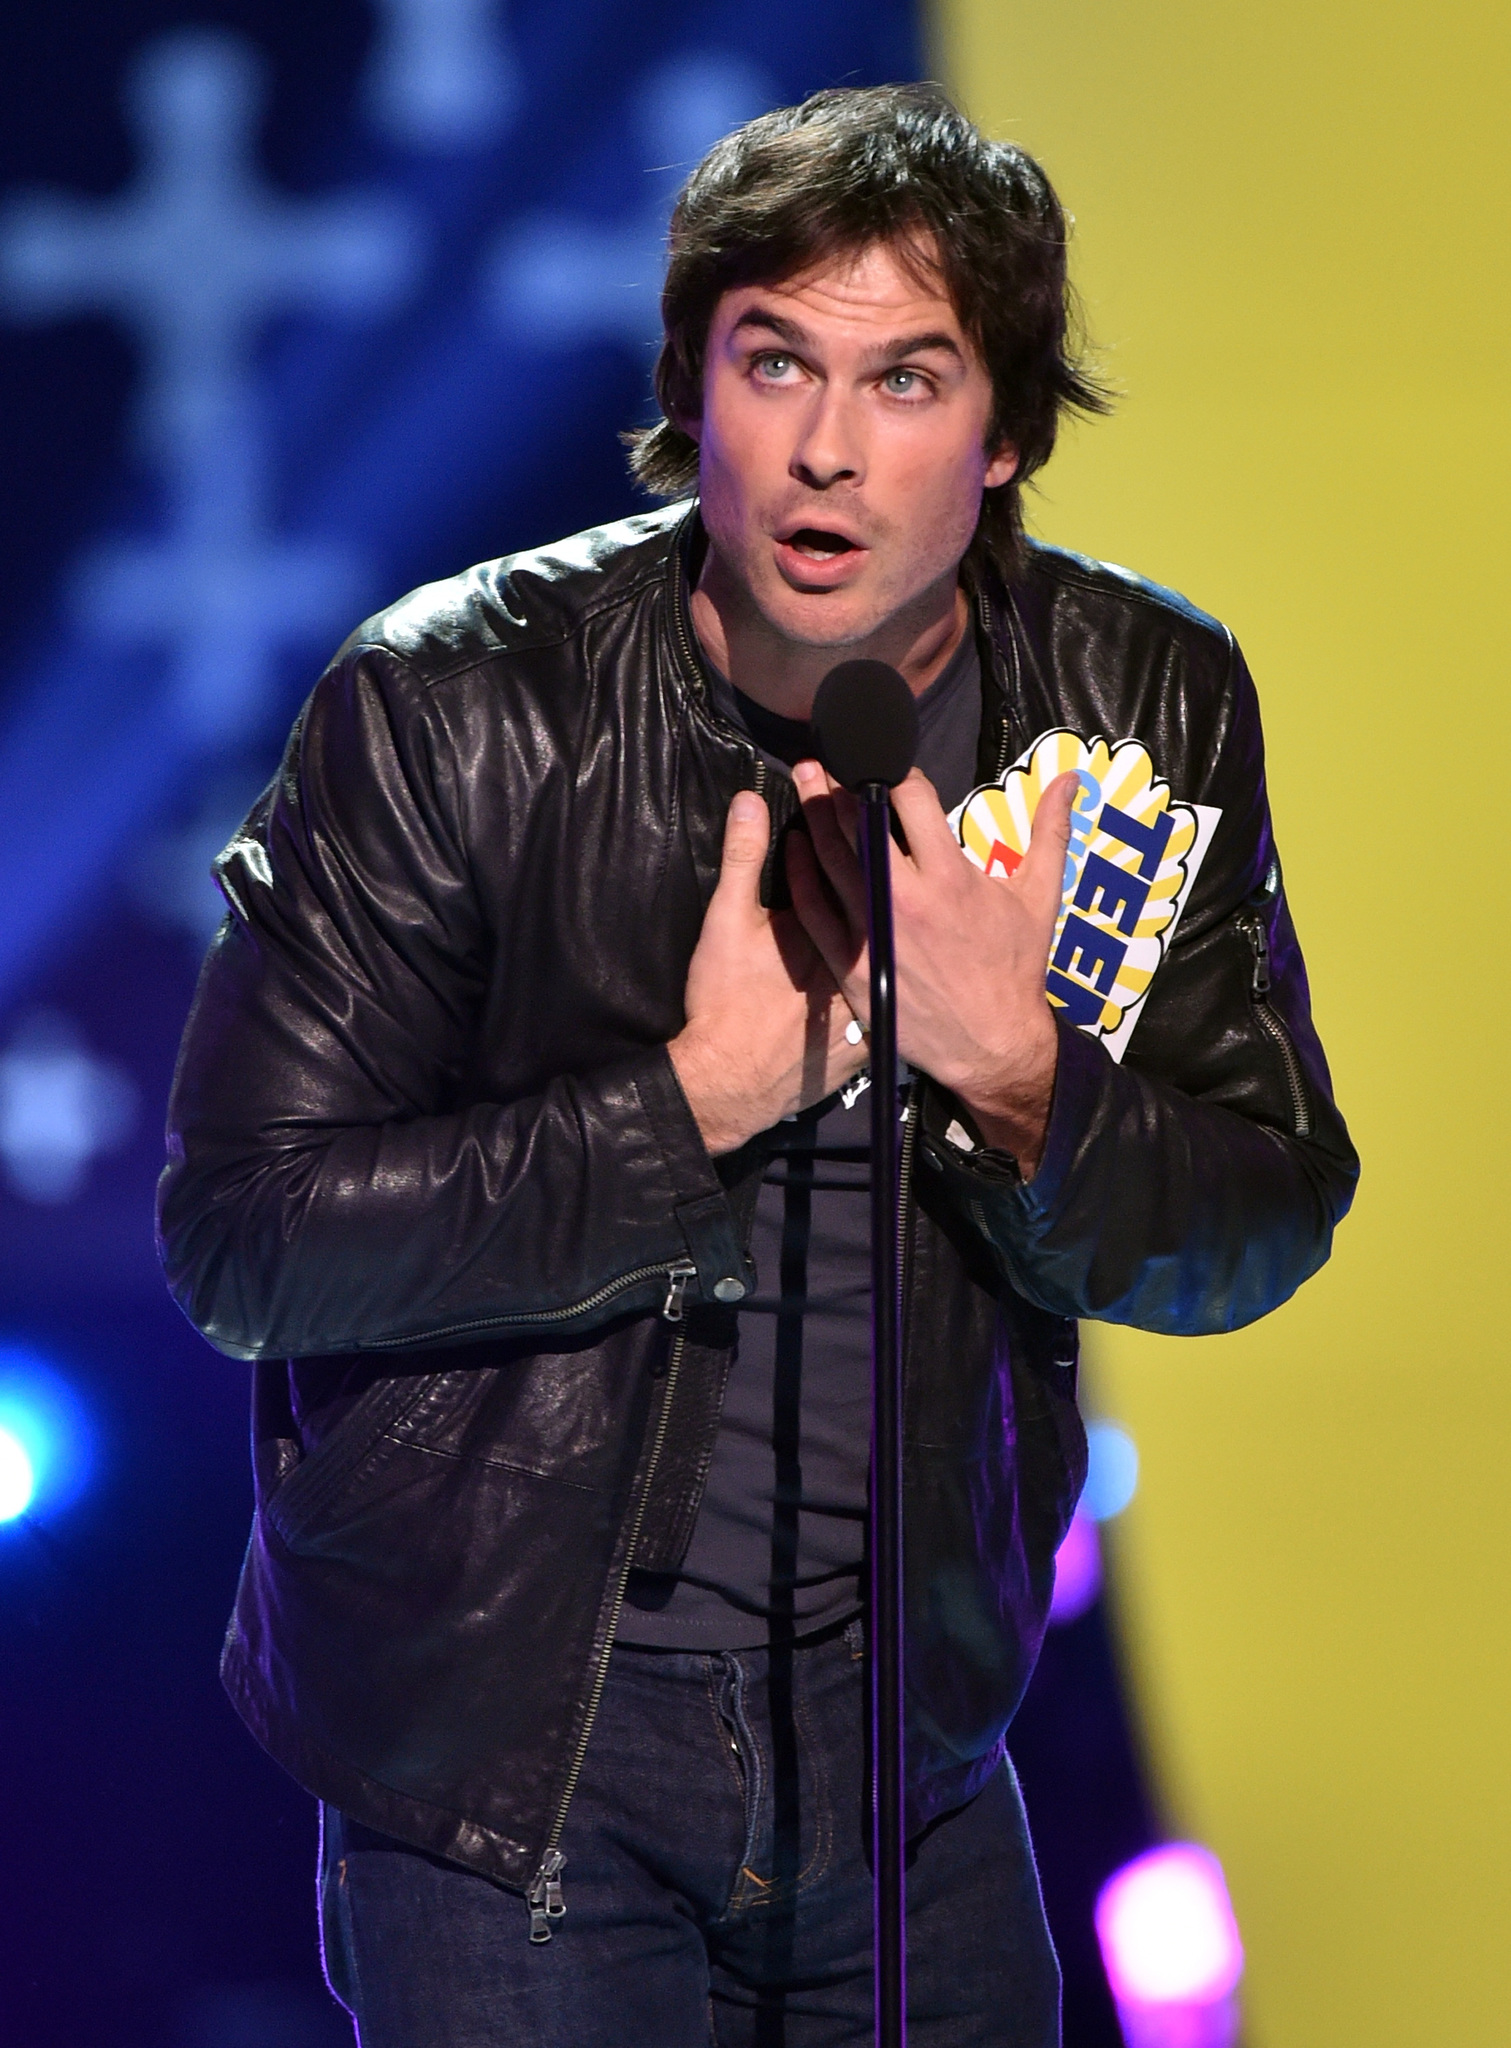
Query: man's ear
674 407 703 447
984 443 1019 490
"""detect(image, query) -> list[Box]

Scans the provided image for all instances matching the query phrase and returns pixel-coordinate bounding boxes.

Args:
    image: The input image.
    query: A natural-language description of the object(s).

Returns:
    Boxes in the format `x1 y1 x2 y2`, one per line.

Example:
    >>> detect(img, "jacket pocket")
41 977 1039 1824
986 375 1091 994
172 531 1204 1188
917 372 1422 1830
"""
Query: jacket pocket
262 1372 439 1549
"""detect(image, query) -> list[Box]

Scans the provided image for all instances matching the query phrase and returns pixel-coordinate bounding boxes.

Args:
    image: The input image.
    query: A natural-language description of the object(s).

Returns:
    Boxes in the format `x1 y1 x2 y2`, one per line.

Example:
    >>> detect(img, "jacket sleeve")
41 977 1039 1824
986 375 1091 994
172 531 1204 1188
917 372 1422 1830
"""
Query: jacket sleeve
921 638 1359 1336
156 646 744 1362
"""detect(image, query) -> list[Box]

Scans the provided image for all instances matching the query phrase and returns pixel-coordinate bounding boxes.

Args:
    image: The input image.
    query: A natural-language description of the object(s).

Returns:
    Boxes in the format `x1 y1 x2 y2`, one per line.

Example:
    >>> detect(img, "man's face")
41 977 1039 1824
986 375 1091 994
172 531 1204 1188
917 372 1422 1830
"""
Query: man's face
687 237 1016 653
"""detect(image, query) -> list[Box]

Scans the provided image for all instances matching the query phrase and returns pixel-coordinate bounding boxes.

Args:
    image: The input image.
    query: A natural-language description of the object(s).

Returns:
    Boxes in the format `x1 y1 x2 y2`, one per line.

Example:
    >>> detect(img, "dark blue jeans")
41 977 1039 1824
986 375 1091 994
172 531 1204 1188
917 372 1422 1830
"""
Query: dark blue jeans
319 1625 1060 2045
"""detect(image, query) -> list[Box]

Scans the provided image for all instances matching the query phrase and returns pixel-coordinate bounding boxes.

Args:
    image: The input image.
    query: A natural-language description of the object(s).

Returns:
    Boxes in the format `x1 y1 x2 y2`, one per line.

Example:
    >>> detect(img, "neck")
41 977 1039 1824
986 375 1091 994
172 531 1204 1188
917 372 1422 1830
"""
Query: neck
689 548 969 724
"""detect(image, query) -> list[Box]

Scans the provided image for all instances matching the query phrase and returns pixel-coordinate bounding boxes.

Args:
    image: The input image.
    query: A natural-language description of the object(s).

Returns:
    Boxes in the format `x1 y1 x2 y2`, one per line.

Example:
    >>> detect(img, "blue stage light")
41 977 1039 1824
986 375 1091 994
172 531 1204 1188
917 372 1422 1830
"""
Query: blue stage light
0 1347 92 1525
0 1426 34 1520
1083 1419 1139 1522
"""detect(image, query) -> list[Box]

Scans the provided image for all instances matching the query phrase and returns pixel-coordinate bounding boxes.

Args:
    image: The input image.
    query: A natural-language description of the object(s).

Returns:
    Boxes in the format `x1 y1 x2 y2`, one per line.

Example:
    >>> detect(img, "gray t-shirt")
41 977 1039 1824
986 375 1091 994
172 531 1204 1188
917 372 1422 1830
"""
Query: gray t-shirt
618 626 983 1647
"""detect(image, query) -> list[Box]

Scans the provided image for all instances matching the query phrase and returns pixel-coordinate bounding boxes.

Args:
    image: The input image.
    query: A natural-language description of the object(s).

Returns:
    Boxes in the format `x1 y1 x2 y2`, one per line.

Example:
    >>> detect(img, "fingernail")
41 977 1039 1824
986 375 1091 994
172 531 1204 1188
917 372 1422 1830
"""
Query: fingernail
793 760 820 789
731 790 761 822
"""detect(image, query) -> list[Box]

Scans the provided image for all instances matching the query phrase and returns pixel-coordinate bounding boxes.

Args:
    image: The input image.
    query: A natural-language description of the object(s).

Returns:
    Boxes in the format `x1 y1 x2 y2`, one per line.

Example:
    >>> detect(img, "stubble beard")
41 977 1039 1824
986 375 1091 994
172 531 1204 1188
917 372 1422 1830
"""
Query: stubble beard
758 549 961 663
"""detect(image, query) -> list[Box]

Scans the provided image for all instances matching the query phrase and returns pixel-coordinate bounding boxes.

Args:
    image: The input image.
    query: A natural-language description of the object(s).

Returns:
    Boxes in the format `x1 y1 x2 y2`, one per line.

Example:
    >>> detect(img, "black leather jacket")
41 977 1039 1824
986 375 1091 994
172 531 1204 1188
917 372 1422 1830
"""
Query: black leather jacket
158 503 1356 1903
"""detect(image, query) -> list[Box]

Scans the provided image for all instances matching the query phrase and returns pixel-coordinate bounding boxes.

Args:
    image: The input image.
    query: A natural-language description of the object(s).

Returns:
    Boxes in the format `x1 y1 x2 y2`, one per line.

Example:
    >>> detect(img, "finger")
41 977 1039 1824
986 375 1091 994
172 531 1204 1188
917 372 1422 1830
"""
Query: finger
768 901 821 984
710 789 770 919
790 827 859 978
800 982 833 1108
797 760 865 855
888 767 961 872
782 831 864 1024
828 783 861 856
791 763 868 928
1015 771 1079 928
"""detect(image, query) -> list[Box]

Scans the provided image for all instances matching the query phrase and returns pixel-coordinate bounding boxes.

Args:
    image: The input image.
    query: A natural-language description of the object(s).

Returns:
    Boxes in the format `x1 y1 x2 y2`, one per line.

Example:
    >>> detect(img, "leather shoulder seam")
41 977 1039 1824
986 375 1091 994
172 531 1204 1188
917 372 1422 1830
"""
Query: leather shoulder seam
1030 549 1234 653
338 556 673 698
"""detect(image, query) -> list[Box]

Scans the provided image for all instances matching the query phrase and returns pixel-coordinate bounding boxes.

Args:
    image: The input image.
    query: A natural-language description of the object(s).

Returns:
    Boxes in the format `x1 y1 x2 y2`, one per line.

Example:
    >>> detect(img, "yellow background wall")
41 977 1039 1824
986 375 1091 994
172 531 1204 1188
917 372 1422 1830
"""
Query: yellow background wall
935 4 1509 2041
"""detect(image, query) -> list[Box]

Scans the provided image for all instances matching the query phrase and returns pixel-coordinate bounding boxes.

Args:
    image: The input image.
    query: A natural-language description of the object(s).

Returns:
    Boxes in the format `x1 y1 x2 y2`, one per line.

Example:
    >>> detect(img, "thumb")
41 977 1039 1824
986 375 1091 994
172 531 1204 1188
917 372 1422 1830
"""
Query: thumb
1016 771 1079 930
710 789 771 917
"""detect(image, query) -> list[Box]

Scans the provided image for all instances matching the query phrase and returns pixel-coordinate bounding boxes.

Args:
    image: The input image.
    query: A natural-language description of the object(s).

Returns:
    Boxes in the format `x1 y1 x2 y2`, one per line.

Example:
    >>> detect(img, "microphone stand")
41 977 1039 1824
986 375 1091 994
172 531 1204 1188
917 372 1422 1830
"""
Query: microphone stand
859 782 907 2048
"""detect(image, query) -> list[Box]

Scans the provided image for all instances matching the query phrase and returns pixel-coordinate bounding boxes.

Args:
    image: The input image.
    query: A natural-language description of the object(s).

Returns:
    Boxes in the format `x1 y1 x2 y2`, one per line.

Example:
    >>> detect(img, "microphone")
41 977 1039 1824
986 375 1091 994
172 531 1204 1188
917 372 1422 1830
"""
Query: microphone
810 660 919 792
811 655 915 2048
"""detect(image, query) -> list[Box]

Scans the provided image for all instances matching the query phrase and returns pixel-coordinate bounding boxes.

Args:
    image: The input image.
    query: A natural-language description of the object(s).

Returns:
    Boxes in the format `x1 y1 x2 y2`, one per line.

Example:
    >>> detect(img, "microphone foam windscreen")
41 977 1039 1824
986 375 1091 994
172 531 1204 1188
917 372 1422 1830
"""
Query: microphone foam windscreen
810 661 919 791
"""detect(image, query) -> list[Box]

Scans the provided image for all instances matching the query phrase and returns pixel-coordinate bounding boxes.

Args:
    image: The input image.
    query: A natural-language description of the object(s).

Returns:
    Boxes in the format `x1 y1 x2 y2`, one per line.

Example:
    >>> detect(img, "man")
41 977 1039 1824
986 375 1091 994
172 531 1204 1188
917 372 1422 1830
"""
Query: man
159 84 1357 2046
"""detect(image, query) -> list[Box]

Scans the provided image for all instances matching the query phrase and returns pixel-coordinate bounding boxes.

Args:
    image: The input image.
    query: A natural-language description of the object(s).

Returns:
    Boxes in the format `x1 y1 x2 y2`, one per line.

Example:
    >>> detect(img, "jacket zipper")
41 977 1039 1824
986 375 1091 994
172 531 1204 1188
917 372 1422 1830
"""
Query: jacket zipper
524 1313 691 1938
549 531 923 1927
522 536 759 1933
525 1847 565 1942
895 1081 919 1459
976 592 1014 781
1240 914 1311 1139
669 526 769 807
896 1081 918 1308
523 1096 915 1935
364 1258 698 1352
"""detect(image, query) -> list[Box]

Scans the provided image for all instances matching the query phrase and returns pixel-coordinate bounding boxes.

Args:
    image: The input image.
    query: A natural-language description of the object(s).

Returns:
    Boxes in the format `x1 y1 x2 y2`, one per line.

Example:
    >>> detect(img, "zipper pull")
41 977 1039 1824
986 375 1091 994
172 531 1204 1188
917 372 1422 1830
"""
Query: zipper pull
662 1259 697 1323
1244 914 1272 999
526 1848 567 1943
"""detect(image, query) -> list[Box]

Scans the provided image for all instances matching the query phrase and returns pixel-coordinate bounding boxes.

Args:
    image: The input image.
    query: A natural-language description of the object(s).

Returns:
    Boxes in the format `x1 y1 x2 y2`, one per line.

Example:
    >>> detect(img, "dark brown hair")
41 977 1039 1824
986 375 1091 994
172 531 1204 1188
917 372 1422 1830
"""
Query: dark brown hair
626 82 1110 582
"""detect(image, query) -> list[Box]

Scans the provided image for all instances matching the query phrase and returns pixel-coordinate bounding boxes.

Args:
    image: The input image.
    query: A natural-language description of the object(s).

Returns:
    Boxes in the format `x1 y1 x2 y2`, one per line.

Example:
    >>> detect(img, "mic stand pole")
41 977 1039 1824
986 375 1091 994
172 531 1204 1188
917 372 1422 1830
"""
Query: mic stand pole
860 781 906 2048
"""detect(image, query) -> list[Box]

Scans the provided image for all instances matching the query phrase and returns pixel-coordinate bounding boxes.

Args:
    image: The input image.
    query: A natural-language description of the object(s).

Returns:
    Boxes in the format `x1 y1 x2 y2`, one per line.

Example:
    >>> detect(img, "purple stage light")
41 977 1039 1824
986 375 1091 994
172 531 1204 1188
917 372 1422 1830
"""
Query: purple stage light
1095 1843 1244 2048
1049 1508 1103 1624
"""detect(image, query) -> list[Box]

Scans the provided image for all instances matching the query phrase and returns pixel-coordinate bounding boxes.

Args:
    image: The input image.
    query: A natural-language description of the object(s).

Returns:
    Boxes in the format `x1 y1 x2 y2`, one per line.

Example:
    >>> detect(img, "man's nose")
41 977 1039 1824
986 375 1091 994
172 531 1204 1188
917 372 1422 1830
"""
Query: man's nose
789 388 863 490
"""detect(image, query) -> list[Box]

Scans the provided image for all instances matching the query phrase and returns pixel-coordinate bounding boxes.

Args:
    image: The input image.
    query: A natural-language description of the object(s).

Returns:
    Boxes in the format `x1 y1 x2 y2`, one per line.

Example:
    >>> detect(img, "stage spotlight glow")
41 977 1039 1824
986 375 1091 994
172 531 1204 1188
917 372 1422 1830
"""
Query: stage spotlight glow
0 1426 34 1520
1083 1419 1139 1521
1049 1509 1102 1624
1095 1843 1244 2048
0 1347 93 1524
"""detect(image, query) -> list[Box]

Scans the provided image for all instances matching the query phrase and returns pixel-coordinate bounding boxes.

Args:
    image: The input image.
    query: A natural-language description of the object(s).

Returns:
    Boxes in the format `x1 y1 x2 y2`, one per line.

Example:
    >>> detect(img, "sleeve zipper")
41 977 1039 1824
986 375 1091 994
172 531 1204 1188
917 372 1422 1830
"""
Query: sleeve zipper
1240 913 1311 1139
661 1258 696 1322
365 1256 700 1351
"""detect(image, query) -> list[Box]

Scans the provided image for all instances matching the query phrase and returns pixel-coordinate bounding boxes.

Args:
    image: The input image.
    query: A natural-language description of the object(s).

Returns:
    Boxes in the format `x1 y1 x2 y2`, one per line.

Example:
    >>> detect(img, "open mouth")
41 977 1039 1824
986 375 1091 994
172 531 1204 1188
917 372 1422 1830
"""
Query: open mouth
781 527 862 561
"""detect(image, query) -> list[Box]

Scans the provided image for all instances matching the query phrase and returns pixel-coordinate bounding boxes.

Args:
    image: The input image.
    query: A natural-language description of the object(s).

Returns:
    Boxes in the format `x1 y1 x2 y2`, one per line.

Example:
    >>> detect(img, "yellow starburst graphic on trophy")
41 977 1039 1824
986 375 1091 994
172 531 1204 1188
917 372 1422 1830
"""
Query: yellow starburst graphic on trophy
950 730 1219 1059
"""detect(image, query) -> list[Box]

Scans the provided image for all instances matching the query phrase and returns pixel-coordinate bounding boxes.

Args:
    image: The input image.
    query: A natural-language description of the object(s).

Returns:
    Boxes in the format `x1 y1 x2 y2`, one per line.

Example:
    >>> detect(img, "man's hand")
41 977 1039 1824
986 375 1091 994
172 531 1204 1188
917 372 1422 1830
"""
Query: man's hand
786 763 1078 1179
669 790 868 1156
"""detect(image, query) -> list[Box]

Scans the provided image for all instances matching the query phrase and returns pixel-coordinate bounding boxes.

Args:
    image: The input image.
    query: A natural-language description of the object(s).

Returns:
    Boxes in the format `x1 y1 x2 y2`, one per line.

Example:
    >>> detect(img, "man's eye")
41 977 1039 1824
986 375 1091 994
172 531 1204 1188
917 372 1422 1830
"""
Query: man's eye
755 354 794 380
884 369 925 396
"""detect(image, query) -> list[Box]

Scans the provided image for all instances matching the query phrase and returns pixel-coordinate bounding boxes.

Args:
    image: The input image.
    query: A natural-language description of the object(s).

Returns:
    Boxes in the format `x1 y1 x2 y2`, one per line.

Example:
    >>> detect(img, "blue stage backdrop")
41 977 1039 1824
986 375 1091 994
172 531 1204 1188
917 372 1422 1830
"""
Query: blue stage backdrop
0 9 1151 2045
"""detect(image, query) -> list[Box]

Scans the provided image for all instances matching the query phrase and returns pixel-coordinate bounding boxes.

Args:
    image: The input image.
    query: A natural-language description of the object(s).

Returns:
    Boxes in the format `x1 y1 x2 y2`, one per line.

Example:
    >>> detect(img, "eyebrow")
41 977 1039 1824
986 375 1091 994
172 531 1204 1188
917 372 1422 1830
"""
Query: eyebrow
729 307 966 369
